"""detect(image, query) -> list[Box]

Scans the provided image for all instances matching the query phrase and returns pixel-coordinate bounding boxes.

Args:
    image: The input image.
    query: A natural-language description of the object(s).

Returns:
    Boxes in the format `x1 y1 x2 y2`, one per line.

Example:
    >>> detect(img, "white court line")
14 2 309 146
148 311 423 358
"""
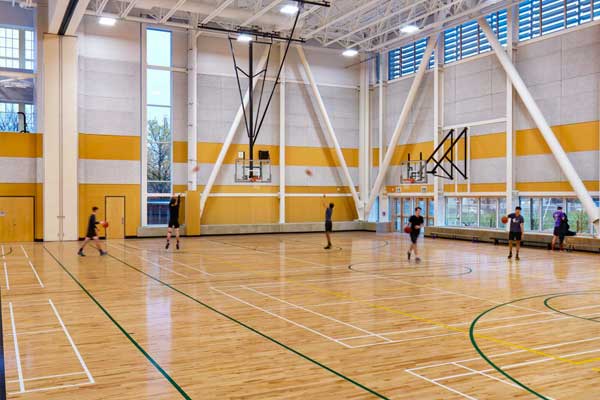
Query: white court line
406 369 477 400
9 302 25 393
451 362 522 390
20 245 29 258
8 381 93 395
408 336 600 372
433 347 600 382
7 371 87 383
211 275 376 289
3 261 9 290
211 287 353 348
120 243 214 277
17 328 62 336
28 260 44 288
48 299 94 384
242 286 392 343
107 244 189 279
1 245 4 258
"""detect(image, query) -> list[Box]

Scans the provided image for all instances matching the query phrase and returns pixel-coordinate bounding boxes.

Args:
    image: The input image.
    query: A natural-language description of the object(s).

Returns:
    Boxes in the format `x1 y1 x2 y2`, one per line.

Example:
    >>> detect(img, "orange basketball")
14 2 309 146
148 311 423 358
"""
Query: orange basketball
501 216 509 224
305 169 313 176
101 221 109 228
404 226 411 234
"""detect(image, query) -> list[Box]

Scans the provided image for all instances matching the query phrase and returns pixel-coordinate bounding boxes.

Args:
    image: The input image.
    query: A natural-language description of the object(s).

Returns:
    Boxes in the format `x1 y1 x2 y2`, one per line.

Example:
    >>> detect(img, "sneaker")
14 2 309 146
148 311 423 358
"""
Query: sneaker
77 249 85 257
407 251 411 261
176 241 180 250
324 245 331 250
508 253 512 259
165 241 170 250
516 254 520 260
415 257 421 264
100 251 108 256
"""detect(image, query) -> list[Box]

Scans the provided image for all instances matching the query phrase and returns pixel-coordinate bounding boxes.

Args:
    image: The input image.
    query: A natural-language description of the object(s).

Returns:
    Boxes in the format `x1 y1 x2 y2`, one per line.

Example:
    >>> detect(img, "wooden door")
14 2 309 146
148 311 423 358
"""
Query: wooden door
105 196 125 239
0 197 34 242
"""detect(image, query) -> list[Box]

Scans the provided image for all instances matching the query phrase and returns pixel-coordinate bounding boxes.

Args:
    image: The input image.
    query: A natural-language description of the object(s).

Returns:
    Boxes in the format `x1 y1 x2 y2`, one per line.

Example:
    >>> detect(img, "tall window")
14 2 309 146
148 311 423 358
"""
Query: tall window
388 37 434 80
145 28 173 225
0 25 36 132
519 0 600 41
444 10 507 63
445 197 505 228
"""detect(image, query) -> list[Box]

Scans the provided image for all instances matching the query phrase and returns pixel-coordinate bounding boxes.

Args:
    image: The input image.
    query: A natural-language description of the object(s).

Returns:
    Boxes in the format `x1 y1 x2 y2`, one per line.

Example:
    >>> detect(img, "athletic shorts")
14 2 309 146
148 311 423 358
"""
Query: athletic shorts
553 227 560 236
410 229 420 244
325 221 333 232
86 228 98 239
168 219 180 229
508 231 522 241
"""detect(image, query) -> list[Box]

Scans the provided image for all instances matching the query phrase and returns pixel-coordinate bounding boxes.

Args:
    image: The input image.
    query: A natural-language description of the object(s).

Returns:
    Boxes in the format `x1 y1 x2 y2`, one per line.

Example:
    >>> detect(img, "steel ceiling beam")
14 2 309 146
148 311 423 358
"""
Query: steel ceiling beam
159 0 187 23
304 0 383 39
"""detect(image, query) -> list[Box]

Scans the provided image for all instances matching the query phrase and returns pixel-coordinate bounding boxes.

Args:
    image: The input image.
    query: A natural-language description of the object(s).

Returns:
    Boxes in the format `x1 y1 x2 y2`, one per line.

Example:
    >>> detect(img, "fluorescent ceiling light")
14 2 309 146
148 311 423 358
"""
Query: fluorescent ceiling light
99 17 116 26
237 33 253 42
400 24 419 34
280 4 299 15
342 49 358 57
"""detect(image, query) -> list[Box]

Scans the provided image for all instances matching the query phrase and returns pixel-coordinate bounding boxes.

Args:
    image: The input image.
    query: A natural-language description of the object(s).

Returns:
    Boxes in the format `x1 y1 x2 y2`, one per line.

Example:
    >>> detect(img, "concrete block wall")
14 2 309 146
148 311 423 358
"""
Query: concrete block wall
378 21 600 195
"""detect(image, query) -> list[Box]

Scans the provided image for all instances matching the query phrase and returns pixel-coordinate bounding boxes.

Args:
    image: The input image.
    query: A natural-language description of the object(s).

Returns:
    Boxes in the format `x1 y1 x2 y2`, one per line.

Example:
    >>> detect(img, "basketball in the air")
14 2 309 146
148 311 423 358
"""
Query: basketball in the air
404 226 411 234
305 169 313 176
101 221 109 228
501 216 509 224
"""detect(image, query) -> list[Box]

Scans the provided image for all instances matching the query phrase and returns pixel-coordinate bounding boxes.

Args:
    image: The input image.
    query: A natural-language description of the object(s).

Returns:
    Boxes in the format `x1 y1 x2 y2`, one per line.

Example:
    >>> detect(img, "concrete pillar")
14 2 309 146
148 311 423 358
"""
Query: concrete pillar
42 34 78 241
359 60 370 220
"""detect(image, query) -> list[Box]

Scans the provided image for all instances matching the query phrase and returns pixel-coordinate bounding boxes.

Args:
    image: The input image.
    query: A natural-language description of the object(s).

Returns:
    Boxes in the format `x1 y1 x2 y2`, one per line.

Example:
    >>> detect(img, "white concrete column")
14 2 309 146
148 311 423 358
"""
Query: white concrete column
279 42 286 224
377 53 387 222
187 30 198 191
433 36 445 226
42 34 78 241
505 5 517 213
359 60 370 220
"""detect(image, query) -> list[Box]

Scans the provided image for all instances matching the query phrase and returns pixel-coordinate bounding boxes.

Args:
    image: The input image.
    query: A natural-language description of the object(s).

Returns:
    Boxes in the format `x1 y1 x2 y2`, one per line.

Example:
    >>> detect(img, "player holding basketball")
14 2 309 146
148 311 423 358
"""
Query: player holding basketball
407 207 424 263
322 195 334 250
166 193 181 250
551 206 566 251
505 206 524 260
78 206 108 256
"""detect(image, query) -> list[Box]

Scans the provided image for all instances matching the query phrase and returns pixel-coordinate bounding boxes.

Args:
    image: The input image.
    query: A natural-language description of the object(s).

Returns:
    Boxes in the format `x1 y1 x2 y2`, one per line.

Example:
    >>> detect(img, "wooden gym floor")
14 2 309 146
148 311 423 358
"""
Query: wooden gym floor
1 232 599 399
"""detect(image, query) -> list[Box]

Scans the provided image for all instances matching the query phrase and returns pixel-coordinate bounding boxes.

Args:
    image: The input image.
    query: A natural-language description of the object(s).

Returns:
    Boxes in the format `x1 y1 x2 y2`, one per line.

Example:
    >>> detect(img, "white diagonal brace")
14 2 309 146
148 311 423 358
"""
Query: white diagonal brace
160 0 187 24
304 0 381 39
478 17 599 230
195 0 236 38
324 0 428 47
199 48 270 217
95 0 110 15
121 0 139 18
365 34 438 216
64 0 91 35
296 45 361 218
242 0 283 26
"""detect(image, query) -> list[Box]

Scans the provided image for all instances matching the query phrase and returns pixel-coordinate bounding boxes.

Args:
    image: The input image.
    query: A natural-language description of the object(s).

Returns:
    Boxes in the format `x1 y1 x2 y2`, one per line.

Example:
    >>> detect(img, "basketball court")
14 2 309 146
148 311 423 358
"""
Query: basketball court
1 0 600 399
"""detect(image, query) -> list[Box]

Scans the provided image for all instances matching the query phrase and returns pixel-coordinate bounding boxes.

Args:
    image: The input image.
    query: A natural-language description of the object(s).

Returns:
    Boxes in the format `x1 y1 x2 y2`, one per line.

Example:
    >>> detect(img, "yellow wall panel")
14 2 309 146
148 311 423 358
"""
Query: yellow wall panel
79 134 140 160
516 121 599 156
0 133 42 158
516 181 599 192
173 141 187 163
471 133 506 159
0 183 42 240
286 197 357 223
201 197 279 225
78 184 140 237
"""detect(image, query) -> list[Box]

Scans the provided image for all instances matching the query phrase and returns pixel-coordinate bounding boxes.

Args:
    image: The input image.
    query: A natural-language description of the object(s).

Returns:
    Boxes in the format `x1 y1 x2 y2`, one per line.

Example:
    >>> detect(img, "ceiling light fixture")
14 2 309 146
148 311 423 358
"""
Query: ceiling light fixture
99 17 116 26
342 49 358 57
237 33 253 42
280 4 299 15
400 24 419 34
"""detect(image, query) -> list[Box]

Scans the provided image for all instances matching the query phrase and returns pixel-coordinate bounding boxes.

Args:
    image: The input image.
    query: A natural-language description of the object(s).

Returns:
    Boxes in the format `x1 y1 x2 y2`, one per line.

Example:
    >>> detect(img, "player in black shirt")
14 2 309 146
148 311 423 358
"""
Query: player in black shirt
406 207 424 263
166 194 181 250
78 206 107 256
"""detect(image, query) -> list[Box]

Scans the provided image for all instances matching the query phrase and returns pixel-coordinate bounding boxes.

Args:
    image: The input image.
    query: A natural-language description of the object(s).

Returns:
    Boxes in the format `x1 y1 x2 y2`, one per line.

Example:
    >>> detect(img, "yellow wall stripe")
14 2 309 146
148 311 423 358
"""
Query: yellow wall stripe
0 133 42 158
516 181 599 192
516 121 599 155
79 133 140 161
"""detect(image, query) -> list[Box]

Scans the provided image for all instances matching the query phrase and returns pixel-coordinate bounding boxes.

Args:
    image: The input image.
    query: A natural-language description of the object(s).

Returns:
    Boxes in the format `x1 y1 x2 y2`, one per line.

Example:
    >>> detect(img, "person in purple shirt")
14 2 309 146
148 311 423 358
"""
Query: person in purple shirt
551 206 566 251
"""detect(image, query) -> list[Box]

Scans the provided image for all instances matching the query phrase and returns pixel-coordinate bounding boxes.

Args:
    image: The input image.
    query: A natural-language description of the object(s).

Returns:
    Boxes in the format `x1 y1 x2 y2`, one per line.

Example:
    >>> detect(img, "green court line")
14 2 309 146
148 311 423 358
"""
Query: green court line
106 252 390 400
43 247 192 400
469 290 600 400
543 291 600 323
